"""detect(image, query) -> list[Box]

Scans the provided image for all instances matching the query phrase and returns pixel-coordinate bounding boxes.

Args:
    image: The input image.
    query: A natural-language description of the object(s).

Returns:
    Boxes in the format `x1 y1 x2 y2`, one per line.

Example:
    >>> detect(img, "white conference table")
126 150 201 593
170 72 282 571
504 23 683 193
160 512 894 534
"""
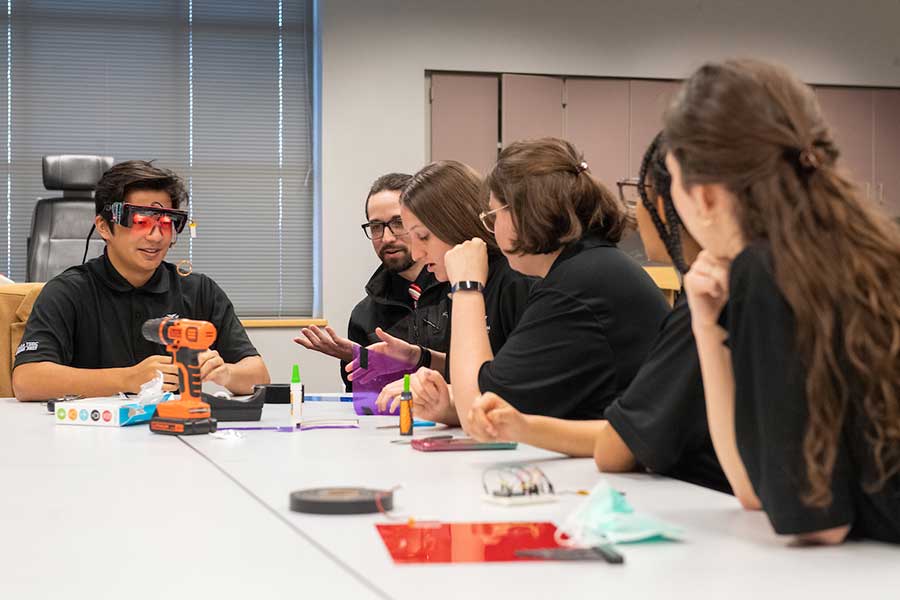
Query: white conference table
184 402 899 600
2 398 898 600
0 398 382 600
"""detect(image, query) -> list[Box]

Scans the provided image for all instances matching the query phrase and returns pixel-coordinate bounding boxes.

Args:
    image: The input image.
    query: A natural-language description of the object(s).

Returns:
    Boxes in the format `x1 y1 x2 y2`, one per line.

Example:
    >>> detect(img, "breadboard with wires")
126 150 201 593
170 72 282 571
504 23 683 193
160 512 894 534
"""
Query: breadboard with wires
482 464 558 506
482 493 559 506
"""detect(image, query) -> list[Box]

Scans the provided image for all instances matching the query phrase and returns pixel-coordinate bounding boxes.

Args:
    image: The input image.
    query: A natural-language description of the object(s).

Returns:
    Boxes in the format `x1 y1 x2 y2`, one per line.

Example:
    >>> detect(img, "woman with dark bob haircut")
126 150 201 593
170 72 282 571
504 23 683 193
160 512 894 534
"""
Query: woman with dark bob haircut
418 137 670 431
465 134 730 495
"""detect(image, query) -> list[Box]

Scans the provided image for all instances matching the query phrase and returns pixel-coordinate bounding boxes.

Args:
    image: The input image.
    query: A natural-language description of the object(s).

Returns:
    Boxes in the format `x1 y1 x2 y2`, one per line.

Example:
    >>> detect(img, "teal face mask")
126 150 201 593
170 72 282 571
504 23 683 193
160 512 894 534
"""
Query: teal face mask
555 482 684 546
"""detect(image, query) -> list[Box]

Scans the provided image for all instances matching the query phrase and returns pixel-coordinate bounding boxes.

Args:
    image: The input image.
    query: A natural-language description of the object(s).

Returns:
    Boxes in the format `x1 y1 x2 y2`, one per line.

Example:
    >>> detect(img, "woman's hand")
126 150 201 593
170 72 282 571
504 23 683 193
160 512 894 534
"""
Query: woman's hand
375 377 406 413
345 327 421 383
467 392 528 441
683 250 732 330
445 238 489 286
374 368 456 425
408 368 456 423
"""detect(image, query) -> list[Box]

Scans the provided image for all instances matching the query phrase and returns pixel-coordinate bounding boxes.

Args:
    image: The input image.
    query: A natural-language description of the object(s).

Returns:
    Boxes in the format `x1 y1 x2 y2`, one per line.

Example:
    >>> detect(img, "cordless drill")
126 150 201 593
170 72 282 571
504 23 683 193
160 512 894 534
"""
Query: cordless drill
142 316 218 435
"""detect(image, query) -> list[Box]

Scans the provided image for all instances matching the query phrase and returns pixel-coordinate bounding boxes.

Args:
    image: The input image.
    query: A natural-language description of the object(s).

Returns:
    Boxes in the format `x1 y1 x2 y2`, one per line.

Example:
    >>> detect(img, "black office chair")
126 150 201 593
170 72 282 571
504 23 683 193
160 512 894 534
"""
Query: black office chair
26 155 113 282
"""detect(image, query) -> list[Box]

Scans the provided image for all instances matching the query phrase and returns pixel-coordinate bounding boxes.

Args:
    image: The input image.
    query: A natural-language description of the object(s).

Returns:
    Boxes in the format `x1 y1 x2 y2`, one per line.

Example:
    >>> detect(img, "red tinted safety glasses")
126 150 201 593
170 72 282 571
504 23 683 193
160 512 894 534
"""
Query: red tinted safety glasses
109 202 189 234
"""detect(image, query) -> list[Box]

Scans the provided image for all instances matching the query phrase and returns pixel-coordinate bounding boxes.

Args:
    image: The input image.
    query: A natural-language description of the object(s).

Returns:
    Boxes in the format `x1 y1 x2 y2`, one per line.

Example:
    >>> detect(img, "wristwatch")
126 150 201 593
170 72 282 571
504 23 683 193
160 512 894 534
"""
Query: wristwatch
450 281 485 295
415 345 432 369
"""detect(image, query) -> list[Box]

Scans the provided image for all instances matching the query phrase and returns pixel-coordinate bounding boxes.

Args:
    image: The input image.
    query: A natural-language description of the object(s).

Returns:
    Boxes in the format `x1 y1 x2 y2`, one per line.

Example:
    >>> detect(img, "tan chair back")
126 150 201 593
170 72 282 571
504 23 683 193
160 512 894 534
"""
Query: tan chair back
0 283 45 397
644 266 680 306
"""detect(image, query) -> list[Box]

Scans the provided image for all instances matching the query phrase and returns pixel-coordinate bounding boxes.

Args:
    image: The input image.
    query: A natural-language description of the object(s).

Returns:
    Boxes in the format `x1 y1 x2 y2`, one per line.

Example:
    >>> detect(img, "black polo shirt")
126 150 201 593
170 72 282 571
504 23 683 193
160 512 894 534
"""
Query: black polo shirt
479 252 534 360
478 232 670 420
14 252 259 371
604 295 731 494
725 242 900 543
445 251 534 382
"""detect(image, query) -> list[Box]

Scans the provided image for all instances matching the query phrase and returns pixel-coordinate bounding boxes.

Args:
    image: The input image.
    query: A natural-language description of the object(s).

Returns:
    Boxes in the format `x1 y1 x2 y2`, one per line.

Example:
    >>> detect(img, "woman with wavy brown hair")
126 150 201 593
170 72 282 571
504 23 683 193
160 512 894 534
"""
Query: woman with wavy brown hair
664 58 900 544
439 138 669 430
465 134 731 494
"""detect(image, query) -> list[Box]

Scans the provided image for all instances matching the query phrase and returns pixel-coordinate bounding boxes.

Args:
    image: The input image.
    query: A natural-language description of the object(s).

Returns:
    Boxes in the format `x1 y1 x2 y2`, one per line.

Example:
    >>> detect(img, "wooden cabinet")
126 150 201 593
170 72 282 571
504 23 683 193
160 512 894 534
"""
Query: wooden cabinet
563 78 629 191
431 74 900 221
814 86 900 218
501 74 564 146
627 80 681 177
873 89 900 217
430 73 499 176
815 87 875 199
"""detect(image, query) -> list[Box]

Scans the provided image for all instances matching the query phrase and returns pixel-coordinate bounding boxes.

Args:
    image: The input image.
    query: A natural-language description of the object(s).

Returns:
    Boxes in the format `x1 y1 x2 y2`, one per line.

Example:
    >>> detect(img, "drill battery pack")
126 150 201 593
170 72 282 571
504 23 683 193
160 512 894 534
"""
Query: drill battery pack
149 416 218 435
151 397 216 435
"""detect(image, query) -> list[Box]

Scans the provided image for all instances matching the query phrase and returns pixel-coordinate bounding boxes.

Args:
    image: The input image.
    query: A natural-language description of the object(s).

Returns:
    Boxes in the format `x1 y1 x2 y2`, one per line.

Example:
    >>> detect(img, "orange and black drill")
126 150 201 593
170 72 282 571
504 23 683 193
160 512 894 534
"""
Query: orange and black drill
142 316 218 435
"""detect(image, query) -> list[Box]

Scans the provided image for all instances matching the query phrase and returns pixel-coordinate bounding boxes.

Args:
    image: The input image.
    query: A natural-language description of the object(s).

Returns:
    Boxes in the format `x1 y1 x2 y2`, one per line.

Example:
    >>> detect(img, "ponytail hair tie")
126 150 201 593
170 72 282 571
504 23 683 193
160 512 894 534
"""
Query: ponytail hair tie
786 144 825 178
575 161 589 174
798 146 821 170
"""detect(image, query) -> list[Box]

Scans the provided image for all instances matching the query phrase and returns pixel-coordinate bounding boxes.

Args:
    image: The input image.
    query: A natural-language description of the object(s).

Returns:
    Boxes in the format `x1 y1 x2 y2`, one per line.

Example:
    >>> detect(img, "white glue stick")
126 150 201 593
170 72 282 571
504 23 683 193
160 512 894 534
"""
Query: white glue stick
290 364 304 429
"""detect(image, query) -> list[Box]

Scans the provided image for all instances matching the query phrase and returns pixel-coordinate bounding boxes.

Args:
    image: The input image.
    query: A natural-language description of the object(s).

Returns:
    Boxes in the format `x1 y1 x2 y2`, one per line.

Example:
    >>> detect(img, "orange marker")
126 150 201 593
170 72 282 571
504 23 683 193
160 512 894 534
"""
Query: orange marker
399 374 413 436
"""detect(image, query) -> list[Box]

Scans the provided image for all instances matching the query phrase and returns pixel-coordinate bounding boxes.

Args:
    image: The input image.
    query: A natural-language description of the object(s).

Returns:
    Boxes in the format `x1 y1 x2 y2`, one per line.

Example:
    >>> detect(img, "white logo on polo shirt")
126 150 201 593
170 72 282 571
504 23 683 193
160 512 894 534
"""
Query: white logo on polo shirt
15 341 39 355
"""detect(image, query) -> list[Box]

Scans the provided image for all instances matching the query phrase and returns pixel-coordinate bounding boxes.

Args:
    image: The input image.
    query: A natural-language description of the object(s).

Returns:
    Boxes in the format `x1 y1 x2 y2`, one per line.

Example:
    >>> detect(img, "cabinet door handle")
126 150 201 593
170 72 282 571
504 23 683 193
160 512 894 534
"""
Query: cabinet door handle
879 182 884 206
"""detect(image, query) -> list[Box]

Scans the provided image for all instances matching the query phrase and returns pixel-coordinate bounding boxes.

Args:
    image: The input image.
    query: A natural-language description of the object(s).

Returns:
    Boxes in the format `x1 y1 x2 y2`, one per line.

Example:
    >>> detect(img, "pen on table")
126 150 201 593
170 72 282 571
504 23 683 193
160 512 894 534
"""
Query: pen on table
376 420 436 429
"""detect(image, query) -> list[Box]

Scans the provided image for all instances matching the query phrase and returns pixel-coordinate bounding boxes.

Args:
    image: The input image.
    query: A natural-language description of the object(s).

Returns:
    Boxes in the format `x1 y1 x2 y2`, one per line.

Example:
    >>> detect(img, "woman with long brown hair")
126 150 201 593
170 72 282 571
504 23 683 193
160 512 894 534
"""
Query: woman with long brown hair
351 160 533 415
664 59 900 544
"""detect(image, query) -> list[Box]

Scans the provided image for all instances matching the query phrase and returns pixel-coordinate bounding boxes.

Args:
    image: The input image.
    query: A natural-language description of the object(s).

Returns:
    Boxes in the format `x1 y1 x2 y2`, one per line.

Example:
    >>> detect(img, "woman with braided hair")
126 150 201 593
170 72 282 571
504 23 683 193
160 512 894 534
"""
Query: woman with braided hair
665 59 900 544
634 133 691 275
466 135 730 493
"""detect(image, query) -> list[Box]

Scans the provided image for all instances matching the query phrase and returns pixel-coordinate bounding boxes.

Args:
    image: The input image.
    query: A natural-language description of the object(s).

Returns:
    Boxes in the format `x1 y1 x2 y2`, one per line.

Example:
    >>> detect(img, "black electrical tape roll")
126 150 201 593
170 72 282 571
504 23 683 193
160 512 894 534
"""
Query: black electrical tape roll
289 487 393 515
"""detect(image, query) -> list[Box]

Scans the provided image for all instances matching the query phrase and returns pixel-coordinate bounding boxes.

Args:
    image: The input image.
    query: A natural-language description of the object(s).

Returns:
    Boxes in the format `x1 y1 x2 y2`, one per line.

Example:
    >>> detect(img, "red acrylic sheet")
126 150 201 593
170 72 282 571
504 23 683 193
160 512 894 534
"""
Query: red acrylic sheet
376 521 562 564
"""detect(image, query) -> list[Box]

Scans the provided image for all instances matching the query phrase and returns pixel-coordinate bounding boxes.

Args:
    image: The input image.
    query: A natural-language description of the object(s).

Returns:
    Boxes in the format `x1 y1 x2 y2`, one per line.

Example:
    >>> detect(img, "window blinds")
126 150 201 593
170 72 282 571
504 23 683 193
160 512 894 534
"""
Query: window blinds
2 0 314 317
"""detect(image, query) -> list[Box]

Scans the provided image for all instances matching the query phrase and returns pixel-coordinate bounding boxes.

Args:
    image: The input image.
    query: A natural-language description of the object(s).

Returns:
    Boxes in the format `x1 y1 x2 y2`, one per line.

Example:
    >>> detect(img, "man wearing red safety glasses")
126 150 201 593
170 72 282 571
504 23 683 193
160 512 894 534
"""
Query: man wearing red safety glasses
12 160 270 401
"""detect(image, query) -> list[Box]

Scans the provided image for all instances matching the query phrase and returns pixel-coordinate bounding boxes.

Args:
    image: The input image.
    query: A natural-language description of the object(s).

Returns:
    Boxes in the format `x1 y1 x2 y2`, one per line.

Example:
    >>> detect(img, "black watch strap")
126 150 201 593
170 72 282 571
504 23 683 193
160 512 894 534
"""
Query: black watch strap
415 345 432 369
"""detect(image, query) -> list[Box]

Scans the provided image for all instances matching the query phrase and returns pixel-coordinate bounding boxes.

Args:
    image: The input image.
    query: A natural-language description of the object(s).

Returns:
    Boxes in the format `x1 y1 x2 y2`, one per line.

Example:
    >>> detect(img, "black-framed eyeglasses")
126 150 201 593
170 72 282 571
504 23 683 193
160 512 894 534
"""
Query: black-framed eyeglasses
616 178 653 212
361 216 407 240
479 204 509 234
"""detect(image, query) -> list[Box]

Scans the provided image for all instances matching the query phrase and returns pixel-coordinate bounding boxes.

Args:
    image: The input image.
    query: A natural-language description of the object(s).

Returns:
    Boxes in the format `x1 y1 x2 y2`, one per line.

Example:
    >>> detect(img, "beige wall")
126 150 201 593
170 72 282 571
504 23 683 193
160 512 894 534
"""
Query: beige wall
261 0 900 393
247 326 332 389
